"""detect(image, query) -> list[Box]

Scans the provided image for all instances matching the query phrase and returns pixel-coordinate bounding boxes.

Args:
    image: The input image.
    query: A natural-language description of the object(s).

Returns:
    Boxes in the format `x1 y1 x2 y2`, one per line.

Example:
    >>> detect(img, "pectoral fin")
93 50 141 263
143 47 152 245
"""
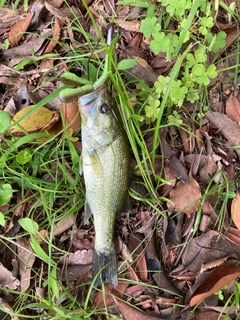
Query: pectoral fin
79 155 83 175
84 200 92 224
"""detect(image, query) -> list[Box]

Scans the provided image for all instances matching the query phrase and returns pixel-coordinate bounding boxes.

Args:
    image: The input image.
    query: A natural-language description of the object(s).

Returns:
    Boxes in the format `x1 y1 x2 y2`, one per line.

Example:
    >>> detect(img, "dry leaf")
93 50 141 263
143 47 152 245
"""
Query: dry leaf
205 111 240 158
189 265 240 306
61 100 81 133
128 234 148 282
10 105 59 135
231 193 240 230
53 213 76 236
188 311 229 320
9 12 34 47
58 250 93 265
44 18 62 53
160 128 188 184
94 283 129 308
116 19 141 32
0 264 20 290
226 92 240 124
168 172 201 217
17 238 35 292
113 296 163 320
127 57 158 85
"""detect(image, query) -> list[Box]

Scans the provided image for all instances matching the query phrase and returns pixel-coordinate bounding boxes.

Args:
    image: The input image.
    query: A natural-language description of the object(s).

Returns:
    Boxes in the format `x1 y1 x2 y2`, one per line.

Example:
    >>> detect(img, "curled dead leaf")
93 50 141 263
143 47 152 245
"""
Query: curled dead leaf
231 193 240 230
44 18 62 54
189 265 240 307
61 100 81 133
10 105 59 135
226 92 240 124
114 295 162 320
9 12 34 47
168 172 201 217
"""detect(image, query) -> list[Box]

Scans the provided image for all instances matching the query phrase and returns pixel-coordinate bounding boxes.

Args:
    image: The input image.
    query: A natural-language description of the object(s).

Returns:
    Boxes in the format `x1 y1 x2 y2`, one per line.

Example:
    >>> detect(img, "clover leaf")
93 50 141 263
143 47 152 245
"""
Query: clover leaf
16 148 32 165
194 46 207 63
140 17 161 39
199 16 214 35
154 75 170 94
186 53 196 68
168 111 183 126
187 90 200 103
206 64 217 78
145 99 160 121
169 80 188 106
206 31 226 53
192 64 209 85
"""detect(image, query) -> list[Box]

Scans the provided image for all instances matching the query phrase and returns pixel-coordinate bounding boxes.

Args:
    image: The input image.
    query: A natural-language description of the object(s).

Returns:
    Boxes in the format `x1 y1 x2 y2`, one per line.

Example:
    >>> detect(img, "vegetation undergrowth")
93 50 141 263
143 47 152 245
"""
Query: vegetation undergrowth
0 0 240 318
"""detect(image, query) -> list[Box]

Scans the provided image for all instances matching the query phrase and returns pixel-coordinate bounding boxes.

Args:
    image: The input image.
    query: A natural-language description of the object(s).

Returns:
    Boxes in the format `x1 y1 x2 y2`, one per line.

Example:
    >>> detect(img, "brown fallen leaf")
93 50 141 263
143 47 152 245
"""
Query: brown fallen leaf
160 128 189 184
189 265 240 306
224 227 240 246
58 250 93 265
10 105 59 135
94 282 129 308
179 125 195 154
226 91 240 124
168 172 201 217
205 111 240 158
231 193 240 230
113 296 164 320
9 12 34 47
61 100 81 133
0 298 19 320
128 234 148 282
17 238 35 292
127 57 158 85
188 310 229 320
116 19 141 32
44 18 62 53
0 264 20 290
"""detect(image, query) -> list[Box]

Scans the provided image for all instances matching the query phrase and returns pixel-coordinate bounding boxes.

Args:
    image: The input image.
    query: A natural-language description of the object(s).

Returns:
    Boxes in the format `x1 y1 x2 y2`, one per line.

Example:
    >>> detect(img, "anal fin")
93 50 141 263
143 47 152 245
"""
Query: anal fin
84 200 92 224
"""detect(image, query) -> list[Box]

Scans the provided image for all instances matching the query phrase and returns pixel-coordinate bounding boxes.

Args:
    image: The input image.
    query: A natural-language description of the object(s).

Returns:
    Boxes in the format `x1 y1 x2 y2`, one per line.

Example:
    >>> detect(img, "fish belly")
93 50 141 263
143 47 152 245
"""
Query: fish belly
82 134 129 286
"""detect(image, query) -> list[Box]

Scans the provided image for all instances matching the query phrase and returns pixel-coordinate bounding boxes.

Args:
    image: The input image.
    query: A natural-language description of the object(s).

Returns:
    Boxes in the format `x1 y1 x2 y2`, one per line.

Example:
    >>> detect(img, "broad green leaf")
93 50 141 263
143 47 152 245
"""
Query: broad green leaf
30 233 55 265
117 58 137 70
0 183 13 206
0 212 6 227
169 80 188 105
0 111 10 133
16 148 32 165
19 217 39 234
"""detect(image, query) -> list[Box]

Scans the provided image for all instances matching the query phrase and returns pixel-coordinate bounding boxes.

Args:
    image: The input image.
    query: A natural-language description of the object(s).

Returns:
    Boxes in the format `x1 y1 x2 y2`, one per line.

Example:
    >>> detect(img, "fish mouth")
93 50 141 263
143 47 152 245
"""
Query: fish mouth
79 84 108 112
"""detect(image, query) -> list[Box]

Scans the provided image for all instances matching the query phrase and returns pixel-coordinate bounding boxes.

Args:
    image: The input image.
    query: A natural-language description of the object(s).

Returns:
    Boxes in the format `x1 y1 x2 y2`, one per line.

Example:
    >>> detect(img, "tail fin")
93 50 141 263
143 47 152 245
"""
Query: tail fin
92 248 118 287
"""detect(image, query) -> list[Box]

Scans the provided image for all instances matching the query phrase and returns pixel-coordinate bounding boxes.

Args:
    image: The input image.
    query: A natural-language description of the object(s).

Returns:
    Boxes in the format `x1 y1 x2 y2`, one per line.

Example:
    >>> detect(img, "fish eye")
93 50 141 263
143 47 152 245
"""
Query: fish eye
99 103 110 114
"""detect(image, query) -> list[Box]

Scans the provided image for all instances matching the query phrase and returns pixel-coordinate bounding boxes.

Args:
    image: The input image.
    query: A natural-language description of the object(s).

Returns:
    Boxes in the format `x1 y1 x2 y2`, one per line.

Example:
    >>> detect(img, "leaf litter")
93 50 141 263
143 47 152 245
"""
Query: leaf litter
0 0 240 319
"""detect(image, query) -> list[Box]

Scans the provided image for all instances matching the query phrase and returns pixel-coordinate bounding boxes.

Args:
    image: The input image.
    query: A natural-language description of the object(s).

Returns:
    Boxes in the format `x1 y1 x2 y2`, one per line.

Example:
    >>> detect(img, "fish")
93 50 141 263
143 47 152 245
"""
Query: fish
79 84 130 287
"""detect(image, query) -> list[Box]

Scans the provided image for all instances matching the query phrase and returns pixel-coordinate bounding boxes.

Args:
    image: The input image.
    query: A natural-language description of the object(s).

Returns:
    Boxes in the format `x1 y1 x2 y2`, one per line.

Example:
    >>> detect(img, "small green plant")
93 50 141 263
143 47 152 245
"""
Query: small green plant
1 39 10 50
138 0 225 124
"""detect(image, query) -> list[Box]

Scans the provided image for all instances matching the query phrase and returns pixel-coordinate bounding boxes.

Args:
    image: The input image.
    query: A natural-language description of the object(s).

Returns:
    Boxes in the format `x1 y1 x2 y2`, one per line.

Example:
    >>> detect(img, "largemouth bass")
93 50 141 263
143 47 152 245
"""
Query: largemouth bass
79 84 129 287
